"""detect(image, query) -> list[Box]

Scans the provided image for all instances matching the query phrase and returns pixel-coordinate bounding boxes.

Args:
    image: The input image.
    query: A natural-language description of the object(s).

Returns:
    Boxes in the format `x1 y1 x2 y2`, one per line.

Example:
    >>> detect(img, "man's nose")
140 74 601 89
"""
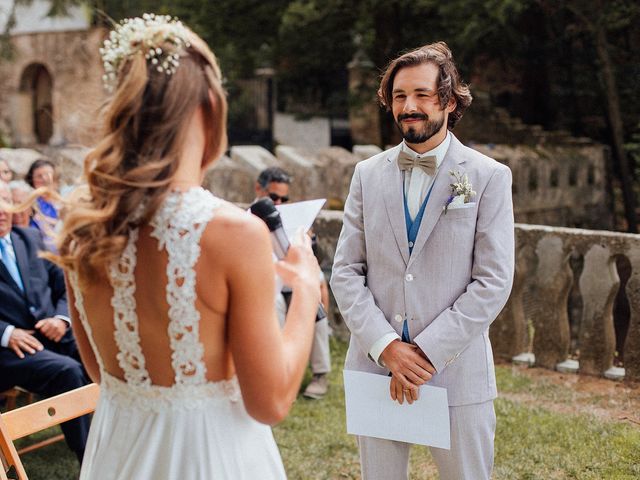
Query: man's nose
403 95 418 113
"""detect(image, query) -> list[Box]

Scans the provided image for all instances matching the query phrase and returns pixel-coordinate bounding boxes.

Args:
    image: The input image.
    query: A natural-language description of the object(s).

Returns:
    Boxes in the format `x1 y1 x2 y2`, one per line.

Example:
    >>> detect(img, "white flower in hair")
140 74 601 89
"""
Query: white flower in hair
100 13 191 91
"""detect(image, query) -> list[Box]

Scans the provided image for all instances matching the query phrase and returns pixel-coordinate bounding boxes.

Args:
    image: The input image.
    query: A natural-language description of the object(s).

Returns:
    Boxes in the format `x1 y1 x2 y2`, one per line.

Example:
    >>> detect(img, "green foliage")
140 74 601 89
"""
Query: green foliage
276 0 359 115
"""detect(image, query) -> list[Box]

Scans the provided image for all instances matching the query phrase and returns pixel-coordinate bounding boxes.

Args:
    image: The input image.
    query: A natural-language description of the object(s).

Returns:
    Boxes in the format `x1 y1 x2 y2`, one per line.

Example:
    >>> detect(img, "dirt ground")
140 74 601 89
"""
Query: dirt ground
496 360 640 429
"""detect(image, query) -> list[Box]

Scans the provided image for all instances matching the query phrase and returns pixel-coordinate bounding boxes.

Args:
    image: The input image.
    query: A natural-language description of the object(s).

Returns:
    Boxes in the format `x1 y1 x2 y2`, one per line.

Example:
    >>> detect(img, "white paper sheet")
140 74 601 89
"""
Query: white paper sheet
343 370 450 449
276 199 326 240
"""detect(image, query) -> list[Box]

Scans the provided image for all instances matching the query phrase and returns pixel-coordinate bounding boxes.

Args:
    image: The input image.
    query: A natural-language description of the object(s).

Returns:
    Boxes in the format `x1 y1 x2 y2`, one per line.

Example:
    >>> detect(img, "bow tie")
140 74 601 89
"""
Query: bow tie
397 151 437 176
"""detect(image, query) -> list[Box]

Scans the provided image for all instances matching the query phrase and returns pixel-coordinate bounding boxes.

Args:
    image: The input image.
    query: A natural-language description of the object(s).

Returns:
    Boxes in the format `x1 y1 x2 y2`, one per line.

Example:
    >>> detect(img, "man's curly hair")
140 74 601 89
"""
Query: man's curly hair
378 41 472 129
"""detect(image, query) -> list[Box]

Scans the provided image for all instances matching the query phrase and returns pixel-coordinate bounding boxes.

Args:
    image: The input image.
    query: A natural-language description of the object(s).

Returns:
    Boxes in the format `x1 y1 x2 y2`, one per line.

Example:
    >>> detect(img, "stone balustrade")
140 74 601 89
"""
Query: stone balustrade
312 212 640 383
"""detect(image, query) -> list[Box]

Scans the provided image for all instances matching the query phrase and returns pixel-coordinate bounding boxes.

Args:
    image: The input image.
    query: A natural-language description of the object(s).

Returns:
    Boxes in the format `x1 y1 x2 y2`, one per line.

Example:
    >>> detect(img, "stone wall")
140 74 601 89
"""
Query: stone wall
0 28 106 147
273 113 331 150
2 135 611 231
310 213 640 382
203 140 610 229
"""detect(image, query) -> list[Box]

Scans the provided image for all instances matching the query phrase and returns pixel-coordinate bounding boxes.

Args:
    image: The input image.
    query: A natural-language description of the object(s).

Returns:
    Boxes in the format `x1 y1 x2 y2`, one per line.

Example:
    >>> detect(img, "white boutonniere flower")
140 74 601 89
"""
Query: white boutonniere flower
444 170 476 214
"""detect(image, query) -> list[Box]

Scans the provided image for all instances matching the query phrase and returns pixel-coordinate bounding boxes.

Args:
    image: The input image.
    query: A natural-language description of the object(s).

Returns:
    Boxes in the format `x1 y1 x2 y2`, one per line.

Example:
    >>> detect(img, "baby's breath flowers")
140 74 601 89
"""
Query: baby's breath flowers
100 13 191 91
444 170 476 213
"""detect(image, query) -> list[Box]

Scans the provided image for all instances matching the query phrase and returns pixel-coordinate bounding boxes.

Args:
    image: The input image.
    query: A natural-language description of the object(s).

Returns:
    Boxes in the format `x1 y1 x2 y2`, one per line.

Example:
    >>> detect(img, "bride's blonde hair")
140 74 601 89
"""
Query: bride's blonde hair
53 20 227 281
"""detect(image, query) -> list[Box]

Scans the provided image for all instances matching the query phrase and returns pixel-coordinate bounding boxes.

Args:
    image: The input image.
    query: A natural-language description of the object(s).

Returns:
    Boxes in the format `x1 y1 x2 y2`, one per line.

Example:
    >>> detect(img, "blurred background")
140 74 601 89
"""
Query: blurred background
1 0 639 231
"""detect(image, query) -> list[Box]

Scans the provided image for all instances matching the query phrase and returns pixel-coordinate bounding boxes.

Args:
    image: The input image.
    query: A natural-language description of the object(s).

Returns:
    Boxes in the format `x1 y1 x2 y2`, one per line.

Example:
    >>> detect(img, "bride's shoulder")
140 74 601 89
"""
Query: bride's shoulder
202 200 270 249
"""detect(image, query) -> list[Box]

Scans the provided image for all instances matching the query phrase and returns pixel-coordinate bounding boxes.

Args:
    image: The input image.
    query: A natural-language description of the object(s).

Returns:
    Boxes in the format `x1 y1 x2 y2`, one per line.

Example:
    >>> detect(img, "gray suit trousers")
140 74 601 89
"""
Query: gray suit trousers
358 400 496 480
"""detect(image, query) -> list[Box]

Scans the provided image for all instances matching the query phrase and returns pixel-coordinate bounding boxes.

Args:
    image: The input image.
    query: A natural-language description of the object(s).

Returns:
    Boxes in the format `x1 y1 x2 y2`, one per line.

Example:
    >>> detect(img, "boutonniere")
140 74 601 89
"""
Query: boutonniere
444 170 476 213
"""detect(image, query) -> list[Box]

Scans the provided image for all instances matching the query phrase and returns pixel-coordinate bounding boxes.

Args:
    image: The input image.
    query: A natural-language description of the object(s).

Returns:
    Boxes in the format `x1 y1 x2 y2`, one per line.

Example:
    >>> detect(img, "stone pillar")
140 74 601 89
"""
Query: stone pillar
490 243 531 358
531 235 573 368
578 244 618 375
623 250 640 381
254 67 275 133
347 46 381 146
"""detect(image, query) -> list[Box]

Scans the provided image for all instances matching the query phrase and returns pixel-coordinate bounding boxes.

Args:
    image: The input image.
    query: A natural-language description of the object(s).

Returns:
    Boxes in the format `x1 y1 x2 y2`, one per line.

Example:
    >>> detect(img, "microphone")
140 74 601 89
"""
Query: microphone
250 197 327 322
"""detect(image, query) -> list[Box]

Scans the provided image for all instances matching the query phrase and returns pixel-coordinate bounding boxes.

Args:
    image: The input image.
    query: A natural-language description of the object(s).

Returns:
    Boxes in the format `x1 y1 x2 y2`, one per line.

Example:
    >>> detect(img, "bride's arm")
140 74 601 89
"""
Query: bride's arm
64 276 101 383
215 213 320 425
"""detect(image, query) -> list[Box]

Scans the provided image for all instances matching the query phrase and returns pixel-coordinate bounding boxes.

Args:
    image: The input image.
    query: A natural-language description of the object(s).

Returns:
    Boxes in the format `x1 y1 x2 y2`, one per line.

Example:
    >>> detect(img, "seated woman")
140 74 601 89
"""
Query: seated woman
25 158 59 250
51 14 321 479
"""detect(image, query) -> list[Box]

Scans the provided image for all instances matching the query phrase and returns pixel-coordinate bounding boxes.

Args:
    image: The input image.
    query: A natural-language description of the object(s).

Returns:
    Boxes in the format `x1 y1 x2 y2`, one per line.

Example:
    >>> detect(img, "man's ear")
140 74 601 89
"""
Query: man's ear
446 97 457 114
254 182 262 195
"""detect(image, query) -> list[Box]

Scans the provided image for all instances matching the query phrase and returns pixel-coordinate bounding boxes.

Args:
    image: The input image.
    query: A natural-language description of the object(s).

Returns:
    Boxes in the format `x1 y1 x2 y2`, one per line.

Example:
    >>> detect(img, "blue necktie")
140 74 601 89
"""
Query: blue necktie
0 238 24 292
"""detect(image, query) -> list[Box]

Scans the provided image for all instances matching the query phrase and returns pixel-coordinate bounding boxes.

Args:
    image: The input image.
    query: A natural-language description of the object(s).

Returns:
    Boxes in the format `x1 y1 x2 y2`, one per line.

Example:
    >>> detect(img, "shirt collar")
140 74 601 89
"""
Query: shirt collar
401 130 451 169
1 232 11 245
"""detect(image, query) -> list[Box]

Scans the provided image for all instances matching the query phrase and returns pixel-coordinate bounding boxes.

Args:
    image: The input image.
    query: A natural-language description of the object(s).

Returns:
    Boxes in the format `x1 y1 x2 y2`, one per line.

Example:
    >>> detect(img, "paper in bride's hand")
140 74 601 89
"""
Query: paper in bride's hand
275 199 326 241
343 370 450 449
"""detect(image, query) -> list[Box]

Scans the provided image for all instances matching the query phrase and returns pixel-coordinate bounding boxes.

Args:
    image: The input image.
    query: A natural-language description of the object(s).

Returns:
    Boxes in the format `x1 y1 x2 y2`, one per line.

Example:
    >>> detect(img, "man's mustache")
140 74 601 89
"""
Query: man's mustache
397 113 428 122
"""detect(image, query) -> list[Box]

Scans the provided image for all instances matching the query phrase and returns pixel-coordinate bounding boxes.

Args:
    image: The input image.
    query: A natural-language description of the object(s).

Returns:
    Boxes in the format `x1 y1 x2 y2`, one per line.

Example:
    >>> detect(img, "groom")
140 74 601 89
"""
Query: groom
331 42 514 479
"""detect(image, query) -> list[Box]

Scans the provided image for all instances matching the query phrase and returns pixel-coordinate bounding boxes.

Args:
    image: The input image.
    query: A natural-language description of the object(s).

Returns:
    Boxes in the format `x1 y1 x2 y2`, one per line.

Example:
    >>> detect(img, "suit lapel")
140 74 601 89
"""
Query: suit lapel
382 145 409 266
10 231 30 296
407 135 465 268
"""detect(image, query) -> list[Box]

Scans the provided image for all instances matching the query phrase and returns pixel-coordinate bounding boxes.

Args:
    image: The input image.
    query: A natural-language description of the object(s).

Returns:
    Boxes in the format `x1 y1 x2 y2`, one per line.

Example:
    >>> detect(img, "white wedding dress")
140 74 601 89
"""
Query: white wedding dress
69 188 287 479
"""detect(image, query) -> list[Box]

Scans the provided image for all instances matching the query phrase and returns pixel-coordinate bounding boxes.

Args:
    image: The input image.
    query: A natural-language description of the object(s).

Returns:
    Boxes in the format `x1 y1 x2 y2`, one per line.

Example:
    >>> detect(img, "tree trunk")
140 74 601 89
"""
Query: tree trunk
593 25 638 232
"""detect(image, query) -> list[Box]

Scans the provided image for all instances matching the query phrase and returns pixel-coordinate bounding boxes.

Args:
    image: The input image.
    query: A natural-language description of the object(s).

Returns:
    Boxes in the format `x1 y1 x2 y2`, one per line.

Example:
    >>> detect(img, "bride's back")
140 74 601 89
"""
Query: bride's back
75 189 235 387
53 16 320 432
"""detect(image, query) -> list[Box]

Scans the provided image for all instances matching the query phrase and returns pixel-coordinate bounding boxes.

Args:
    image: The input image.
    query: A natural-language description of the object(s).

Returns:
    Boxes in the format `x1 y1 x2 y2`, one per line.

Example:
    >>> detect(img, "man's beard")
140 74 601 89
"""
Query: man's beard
396 113 445 144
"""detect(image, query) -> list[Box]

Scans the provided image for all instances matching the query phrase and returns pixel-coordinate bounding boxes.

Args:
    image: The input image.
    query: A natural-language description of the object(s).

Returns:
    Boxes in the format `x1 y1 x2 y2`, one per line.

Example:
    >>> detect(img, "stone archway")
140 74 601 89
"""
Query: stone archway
18 63 53 145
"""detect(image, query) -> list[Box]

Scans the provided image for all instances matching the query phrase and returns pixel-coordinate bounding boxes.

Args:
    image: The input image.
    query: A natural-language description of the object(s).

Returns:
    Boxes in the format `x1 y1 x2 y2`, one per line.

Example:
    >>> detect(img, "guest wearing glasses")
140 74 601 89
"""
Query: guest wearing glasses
254 166 290 204
9 181 35 229
255 166 332 399
0 181 90 464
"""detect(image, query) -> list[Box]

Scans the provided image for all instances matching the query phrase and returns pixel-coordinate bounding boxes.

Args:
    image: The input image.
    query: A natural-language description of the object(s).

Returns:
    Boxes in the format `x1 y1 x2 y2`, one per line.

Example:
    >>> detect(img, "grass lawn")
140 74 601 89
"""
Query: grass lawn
12 337 640 479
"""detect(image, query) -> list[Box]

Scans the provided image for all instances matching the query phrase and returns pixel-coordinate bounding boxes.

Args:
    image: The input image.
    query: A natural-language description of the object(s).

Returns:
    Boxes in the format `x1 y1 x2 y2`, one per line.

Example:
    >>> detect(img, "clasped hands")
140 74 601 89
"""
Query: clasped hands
380 339 435 405
8 318 67 359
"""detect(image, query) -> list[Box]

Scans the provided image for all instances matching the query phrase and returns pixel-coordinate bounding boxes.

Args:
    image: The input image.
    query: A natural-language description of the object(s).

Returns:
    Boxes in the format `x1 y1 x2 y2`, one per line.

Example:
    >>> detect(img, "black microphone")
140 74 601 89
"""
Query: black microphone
250 197 327 322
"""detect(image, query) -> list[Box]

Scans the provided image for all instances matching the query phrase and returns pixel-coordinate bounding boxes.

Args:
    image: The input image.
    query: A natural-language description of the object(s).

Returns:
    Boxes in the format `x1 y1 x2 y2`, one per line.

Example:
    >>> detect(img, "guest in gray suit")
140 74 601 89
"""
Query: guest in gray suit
331 42 514 479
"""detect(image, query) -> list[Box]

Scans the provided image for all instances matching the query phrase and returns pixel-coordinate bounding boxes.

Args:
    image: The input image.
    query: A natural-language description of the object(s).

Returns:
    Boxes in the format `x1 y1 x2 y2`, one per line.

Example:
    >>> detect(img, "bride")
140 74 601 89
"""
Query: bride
53 14 321 479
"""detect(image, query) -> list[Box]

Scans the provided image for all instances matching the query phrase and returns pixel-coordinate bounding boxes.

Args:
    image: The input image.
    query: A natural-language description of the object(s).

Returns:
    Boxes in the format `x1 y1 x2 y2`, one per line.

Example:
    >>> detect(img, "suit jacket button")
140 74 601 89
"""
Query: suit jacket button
405 274 413 282
394 314 403 323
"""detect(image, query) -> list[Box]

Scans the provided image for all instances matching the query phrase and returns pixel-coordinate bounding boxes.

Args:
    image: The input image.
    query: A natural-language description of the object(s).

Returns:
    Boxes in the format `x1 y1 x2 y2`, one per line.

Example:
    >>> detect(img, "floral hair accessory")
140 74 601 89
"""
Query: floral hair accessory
444 170 476 213
100 13 191 91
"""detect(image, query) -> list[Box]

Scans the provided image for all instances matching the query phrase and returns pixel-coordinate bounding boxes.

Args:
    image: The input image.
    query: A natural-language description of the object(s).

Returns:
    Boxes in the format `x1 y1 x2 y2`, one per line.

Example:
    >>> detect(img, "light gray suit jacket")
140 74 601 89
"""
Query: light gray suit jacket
331 133 514 406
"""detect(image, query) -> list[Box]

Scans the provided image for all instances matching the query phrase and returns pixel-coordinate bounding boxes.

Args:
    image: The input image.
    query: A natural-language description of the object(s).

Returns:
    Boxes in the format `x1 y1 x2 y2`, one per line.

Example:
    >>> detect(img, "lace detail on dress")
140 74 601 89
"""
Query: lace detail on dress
101 371 241 412
150 188 221 386
109 229 151 386
67 270 105 373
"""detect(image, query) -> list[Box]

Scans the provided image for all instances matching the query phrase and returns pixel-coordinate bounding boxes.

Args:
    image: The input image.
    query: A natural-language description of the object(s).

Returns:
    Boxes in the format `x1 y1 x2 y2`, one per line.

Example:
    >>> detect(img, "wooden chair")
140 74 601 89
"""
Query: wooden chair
0 384 99 480
0 390 34 413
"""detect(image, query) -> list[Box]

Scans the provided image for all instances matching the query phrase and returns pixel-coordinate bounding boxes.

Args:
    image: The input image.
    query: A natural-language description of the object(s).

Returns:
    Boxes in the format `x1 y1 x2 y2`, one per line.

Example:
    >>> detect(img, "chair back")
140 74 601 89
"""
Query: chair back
0 384 99 480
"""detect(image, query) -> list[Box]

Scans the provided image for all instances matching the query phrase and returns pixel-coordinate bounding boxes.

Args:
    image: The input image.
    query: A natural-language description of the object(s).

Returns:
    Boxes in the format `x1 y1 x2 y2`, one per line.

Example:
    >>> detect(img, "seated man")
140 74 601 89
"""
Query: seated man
0 181 90 463
9 180 34 229
255 167 332 399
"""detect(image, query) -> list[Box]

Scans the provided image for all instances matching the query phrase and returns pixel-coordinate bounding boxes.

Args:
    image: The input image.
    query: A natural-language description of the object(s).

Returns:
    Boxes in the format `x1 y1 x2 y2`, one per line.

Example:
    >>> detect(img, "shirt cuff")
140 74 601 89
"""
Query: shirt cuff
369 333 400 368
1 325 15 348
54 315 71 325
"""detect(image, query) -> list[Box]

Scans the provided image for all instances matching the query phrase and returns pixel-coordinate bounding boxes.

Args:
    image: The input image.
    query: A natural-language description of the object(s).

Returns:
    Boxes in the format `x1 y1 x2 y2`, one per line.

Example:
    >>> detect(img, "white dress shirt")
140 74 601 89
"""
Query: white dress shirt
0 233 70 348
368 132 452 367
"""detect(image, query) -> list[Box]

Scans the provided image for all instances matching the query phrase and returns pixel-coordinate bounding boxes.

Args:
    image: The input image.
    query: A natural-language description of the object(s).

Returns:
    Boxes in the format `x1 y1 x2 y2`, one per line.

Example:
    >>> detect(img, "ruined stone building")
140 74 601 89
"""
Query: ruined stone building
0 0 105 148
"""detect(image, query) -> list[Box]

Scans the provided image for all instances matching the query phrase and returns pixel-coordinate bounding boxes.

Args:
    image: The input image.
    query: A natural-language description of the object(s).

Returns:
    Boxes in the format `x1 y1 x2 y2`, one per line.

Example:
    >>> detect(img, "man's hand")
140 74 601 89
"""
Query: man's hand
390 374 419 405
380 340 435 391
35 317 67 342
8 328 44 359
